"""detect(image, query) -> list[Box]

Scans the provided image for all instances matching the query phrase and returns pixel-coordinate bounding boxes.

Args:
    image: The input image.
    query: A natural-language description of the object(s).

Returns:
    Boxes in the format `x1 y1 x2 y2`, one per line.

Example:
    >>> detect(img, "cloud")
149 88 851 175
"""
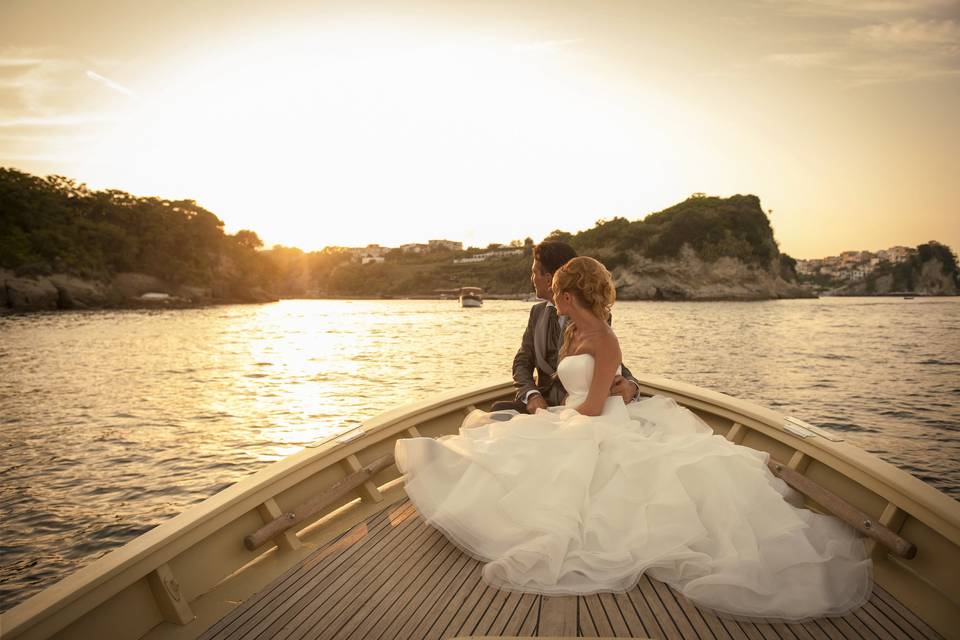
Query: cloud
0 46 134 132
766 0 957 16
845 59 960 83
768 52 840 67
0 114 115 128
767 12 960 83
0 57 45 68
851 18 960 49
85 70 135 96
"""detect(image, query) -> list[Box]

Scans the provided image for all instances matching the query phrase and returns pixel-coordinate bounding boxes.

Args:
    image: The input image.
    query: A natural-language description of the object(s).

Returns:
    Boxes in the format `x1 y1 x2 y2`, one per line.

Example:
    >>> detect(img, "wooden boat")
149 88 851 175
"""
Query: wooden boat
3 376 958 640
459 287 483 308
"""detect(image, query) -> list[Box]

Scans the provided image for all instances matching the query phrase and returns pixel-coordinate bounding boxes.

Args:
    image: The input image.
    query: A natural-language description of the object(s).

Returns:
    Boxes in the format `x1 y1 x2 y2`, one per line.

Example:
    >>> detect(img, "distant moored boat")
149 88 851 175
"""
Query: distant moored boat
459 287 483 308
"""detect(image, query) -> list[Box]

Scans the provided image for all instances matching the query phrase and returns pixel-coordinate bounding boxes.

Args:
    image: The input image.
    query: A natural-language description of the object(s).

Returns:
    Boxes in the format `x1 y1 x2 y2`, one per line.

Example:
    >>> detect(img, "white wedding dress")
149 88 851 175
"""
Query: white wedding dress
395 354 872 620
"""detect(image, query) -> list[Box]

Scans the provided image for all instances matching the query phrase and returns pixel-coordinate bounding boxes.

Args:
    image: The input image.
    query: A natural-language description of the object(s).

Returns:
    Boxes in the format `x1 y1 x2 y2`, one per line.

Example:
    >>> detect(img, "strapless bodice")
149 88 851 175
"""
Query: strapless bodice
557 353 623 414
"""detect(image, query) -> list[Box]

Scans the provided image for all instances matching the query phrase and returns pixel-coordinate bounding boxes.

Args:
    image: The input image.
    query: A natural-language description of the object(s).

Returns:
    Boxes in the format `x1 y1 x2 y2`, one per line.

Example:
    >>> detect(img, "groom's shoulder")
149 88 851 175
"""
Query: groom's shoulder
528 300 547 316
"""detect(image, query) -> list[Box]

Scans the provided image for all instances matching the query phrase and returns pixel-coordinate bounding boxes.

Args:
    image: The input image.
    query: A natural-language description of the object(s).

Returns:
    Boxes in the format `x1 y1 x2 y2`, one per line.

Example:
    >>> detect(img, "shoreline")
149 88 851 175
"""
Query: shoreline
4 267 956 315
6 292 959 314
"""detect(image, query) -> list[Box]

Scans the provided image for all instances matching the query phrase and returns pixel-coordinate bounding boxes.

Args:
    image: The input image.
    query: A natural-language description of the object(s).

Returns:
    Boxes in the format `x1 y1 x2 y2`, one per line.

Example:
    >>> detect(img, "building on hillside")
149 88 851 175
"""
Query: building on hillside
428 239 463 251
453 248 524 264
344 244 388 262
839 251 866 266
886 246 913 263
355 244 385 256
796 259 822 275
849 265 870 280
361 255 385 265
400 243 429 254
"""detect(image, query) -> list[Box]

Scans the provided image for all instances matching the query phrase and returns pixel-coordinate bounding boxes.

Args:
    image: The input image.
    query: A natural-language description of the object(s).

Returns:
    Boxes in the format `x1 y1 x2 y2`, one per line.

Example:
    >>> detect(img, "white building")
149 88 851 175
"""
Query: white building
453 248 524 264
850 265 870 280
886 246 913 263
428 239 463 252
345 244 387 262
796 260 820 275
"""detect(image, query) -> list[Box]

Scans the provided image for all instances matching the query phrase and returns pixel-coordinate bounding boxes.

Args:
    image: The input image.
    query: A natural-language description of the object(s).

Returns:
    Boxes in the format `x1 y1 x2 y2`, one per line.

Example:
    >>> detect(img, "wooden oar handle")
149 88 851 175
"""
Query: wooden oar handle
767 460 917 559
244 453 396 551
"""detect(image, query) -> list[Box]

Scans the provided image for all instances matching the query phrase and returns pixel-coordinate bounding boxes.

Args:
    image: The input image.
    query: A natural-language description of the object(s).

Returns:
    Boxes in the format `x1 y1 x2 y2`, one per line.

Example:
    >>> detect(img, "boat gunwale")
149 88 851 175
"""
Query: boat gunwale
635 374 960 545
3 374 958 639
0 380 510 638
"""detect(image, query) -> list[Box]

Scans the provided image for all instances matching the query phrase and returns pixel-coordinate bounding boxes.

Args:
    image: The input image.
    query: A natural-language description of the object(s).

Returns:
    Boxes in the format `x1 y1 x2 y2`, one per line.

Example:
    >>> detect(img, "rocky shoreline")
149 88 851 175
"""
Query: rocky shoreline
5 266 955 313
0 270 277 312
609 249 815 301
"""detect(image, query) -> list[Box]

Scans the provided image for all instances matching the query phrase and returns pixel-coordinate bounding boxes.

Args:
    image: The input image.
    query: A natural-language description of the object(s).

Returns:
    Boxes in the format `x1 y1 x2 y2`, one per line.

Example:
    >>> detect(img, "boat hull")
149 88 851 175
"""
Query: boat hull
3 377 958 640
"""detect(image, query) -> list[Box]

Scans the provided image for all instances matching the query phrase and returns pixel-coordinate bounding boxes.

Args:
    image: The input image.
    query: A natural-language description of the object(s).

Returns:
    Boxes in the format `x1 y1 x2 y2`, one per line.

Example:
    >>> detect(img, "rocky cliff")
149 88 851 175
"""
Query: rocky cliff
565 194 812 300
611 247 812 300
1 269 276 312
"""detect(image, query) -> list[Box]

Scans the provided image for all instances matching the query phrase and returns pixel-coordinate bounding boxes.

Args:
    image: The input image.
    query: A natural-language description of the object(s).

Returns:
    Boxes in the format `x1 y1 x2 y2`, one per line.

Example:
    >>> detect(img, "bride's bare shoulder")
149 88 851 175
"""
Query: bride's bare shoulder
581 328 621 360
598 330 621 359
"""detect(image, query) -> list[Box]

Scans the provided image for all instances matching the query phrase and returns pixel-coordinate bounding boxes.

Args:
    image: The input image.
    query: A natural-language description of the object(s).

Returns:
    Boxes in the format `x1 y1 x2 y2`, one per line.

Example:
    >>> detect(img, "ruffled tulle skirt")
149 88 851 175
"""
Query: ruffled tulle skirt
394 396 871 621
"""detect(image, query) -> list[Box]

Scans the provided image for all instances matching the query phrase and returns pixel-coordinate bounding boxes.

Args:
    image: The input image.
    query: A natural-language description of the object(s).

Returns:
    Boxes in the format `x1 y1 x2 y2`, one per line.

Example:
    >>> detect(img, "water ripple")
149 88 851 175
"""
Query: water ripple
0 296 958 613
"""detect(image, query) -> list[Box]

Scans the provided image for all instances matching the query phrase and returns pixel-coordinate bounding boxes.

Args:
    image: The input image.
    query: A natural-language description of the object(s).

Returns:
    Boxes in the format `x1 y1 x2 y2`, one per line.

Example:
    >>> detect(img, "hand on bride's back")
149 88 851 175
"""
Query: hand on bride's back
526 395 548 413
610 375 637 403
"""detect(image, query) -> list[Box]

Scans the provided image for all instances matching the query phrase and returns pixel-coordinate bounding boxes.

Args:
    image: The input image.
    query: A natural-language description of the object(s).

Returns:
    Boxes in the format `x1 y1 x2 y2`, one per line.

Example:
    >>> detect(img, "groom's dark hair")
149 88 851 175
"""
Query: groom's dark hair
534 241 578 275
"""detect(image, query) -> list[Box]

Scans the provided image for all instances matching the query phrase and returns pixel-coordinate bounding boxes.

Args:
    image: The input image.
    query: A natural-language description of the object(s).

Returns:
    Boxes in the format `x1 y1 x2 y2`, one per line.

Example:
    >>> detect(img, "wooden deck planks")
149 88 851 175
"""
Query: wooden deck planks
649 576 702 639
200 506 402 640
539 596 578 637
278 521 444 639
202 500 943 640
377 548 475 640
502 594 540 637
607 590 653 638
247 505 433 640
331 530 457 639
356 544 466 640
872 585 942 640
434 569 495 637
416 556 487 639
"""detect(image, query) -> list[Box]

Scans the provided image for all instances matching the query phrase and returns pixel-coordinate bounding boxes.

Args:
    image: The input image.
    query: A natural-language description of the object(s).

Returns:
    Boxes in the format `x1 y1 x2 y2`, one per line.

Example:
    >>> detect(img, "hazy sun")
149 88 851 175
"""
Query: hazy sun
81 27 701 249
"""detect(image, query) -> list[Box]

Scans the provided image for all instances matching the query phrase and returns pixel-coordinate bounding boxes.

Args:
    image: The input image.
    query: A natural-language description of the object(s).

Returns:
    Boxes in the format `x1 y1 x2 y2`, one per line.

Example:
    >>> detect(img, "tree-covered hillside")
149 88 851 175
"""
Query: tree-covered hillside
558 193 784 269
0 168 275 295
1 167 807 304
270 193 796 297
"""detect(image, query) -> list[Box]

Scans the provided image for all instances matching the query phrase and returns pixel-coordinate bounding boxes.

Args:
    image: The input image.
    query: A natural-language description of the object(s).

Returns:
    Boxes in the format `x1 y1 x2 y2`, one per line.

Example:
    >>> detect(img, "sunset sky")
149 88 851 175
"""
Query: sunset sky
1 0 958 258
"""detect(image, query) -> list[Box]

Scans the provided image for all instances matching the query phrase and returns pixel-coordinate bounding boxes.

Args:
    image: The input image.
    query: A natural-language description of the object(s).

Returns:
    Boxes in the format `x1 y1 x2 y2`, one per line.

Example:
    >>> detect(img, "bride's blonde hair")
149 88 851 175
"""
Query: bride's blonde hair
552 256 616 359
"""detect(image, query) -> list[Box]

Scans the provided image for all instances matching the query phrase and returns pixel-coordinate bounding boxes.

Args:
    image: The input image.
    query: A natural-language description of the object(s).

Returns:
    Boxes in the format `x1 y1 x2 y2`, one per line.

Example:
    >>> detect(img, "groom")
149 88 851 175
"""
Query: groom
493 241 641 413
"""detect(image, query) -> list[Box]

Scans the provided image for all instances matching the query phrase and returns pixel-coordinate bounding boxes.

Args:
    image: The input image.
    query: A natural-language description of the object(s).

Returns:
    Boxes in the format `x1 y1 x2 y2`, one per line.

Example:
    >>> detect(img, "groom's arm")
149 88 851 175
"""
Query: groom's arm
614 363 642 403
512 305 540 404
608 311 641 403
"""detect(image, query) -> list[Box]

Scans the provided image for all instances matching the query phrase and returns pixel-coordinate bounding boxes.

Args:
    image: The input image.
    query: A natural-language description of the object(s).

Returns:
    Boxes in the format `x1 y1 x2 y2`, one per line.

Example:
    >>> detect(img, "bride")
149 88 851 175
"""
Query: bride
395 256 871 621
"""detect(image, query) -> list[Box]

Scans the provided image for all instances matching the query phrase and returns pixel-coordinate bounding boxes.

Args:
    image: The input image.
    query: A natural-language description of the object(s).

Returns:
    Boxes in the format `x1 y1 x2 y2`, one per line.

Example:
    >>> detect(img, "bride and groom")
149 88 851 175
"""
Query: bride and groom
395 242 871 621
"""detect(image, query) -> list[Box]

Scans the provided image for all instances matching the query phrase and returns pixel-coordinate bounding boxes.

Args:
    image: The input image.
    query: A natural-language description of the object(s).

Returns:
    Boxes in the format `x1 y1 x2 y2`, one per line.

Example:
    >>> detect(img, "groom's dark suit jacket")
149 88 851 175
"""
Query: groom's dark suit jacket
512 301 639 406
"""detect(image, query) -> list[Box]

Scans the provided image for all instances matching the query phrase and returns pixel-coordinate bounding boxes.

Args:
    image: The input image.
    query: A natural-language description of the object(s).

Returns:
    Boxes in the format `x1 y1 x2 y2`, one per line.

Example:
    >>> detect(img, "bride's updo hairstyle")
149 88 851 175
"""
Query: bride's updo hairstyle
553 257 616 358
553 256 616 320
